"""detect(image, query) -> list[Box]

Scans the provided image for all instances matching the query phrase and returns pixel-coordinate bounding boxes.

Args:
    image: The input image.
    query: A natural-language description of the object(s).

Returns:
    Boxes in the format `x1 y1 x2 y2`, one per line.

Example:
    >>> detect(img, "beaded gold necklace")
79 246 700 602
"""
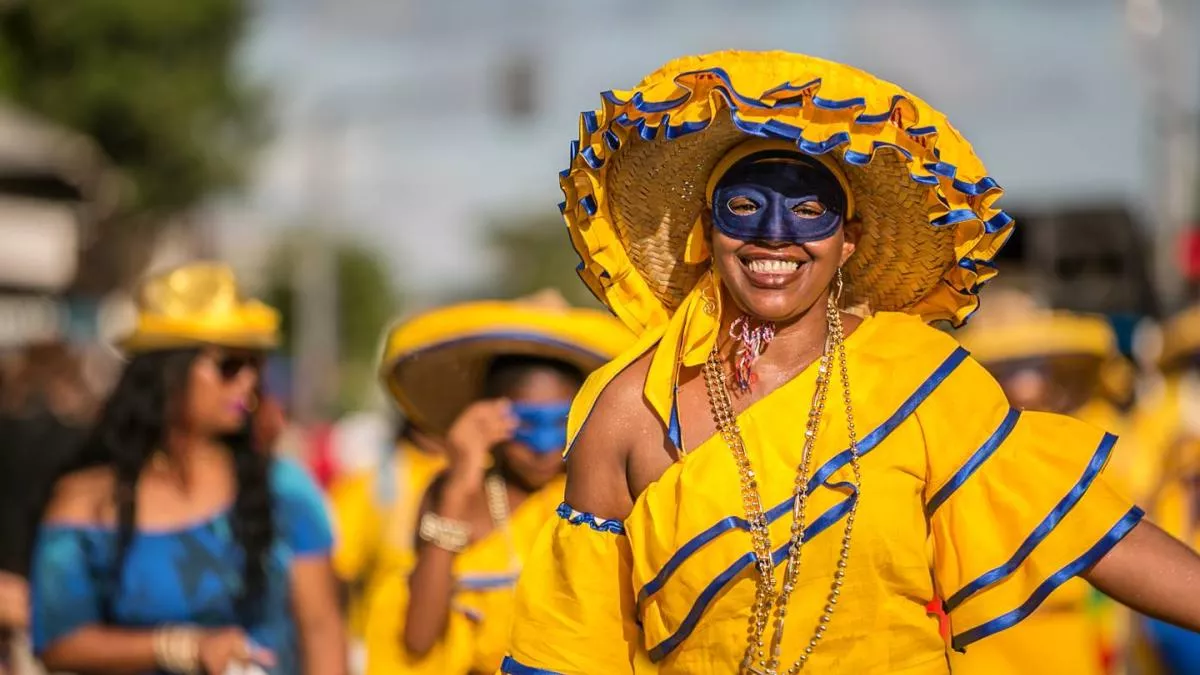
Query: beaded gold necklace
702 281 863 675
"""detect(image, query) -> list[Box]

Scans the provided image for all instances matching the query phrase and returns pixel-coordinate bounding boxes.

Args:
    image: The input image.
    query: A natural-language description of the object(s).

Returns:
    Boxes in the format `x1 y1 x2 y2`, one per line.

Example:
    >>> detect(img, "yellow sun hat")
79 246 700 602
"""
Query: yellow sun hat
379 290 635 434
118 261 280 353
956 290 1119 364
956 289 1134 405
1158 304 1200 372
560 50 1013 334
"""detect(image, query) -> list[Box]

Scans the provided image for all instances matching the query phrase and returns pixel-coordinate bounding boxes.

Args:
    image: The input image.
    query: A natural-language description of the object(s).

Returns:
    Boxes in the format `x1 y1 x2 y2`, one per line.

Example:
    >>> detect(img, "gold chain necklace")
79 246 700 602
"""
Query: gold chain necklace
703 292 863 675
484 473 520 569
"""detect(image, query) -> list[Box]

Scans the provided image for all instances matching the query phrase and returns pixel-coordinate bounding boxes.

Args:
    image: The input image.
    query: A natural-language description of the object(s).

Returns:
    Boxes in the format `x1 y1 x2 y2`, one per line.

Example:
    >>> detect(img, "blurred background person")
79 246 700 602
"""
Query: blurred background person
1126 304 1200 673
955 289 1141 674
27 263 346 675
0 342 99 675
360 291 630 675
328 412 446 671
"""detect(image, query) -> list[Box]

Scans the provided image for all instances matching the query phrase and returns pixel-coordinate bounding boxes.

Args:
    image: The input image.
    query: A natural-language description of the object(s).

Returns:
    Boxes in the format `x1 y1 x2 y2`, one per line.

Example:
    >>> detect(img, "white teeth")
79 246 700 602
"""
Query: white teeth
746 259 800 274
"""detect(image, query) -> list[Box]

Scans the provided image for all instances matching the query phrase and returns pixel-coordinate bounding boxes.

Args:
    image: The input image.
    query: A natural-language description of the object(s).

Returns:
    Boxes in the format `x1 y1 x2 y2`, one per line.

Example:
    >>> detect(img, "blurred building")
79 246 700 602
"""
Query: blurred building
0 103 119 349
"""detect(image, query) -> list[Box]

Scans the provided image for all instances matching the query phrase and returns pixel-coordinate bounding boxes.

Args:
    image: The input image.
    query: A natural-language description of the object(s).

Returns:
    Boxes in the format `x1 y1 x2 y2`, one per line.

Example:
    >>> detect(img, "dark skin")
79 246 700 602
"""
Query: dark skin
403 367 577 659
566 218 1200 637
39 348 347 675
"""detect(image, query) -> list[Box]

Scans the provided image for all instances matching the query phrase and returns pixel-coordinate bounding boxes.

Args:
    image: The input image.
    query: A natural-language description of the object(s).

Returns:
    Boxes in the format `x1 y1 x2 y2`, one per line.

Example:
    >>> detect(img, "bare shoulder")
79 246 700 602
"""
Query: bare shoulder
41 466 114 526
565 350 667 520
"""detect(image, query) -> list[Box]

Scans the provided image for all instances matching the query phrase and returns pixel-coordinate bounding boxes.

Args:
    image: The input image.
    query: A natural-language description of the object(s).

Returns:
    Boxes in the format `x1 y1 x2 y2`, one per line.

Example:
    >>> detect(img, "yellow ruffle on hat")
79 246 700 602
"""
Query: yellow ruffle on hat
118 261 279 353
560 50 1012 337
379 290 634 434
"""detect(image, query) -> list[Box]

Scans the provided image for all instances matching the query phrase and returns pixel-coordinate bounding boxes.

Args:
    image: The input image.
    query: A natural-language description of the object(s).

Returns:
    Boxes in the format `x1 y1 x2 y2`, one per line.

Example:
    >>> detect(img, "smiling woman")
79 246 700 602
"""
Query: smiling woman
502 50 1200 675
27 263 347 675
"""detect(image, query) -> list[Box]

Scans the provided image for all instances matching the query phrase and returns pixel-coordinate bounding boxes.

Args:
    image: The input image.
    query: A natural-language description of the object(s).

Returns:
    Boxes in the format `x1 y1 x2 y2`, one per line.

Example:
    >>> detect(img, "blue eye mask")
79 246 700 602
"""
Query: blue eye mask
510 401 572 455
711 150 849 244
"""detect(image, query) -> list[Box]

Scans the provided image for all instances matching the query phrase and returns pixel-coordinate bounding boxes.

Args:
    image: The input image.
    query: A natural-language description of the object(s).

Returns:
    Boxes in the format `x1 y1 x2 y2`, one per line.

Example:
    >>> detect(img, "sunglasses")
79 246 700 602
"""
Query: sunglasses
213 351 264 382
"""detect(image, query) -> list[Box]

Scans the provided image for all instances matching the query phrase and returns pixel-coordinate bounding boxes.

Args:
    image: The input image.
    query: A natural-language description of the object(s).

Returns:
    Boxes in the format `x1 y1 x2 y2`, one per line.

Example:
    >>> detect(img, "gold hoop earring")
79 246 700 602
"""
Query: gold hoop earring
834 268 845 305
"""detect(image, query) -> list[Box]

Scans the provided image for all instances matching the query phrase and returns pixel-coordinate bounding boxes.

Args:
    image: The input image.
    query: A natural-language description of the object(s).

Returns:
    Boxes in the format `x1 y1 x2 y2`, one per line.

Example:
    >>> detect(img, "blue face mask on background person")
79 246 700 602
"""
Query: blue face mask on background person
711 151 849 244
510 401 572 455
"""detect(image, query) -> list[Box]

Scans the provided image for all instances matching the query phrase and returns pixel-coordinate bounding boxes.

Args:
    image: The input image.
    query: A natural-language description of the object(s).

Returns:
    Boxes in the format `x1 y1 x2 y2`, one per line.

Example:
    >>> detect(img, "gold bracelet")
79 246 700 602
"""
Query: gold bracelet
418 512 471 552
153 626 200 674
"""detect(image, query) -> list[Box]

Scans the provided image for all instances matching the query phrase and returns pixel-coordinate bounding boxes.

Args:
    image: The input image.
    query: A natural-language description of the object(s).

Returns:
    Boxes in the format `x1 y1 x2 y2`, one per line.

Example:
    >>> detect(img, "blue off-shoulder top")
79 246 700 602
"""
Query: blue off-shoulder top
29 458 333 675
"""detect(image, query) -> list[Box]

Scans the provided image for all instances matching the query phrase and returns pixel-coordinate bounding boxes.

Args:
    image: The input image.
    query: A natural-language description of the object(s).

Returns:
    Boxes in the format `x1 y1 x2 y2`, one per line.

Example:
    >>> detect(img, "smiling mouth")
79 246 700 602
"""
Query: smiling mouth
738 254 806 287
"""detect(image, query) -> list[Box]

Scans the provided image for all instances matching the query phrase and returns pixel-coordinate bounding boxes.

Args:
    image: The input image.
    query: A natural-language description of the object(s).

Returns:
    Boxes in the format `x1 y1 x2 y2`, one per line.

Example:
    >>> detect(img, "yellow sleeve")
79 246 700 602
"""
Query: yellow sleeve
919 355 1143 653
502 504 647 675
329 470 383 584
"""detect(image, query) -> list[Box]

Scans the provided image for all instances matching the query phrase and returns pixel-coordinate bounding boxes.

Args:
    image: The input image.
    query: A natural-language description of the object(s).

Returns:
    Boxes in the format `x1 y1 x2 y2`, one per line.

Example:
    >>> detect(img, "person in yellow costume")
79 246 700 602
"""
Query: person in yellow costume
501 51 1200 675
329 417 447 644
364 292 632 675
1125 305 1200 673
953 290 1137 675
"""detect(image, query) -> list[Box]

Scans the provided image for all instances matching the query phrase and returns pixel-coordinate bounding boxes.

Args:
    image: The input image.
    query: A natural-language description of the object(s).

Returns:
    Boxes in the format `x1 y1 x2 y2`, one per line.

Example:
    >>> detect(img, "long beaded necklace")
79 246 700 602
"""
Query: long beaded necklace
483 473 520 570
702 279 863 675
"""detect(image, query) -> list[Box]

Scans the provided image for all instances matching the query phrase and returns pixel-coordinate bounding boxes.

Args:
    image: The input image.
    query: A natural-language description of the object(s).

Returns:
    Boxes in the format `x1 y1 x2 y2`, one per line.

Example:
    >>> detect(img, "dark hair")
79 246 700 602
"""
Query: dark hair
83 349 272 621
482 354 585 399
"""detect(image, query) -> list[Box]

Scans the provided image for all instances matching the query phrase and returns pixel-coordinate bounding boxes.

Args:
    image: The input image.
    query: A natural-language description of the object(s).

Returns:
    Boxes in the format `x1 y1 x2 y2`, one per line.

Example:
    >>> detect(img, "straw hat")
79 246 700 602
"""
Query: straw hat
957 289 1132 404
561 51 1013 334
118 262 279 353
957 290 1118 364
1159 305 1200 372
378 291 634 434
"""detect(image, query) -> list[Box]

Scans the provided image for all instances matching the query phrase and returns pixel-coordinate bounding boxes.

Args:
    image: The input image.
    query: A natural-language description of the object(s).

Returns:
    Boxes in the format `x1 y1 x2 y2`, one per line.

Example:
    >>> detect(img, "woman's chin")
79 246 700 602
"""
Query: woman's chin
731 290 813 323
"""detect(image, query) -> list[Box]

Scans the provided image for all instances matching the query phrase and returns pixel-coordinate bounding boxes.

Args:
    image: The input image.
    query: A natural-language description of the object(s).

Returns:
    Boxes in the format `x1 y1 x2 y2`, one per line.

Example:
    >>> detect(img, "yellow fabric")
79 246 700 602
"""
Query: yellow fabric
119 261 279 352
330 443 446 639
1124 382 1200 674
562 50 1011 339
508 312 1138 674
369 477 565 675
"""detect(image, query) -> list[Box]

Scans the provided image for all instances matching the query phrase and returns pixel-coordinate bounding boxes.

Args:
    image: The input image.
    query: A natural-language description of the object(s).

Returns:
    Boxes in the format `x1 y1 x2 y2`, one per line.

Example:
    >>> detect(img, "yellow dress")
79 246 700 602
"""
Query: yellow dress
503 312 1141 674
373 476 566 675
330 443 446 639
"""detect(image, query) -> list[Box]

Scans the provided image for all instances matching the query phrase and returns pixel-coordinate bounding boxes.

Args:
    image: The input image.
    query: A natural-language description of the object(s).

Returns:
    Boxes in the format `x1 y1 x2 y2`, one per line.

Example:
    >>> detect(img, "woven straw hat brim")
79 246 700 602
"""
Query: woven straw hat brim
561 51 1013 333
379 301 633 434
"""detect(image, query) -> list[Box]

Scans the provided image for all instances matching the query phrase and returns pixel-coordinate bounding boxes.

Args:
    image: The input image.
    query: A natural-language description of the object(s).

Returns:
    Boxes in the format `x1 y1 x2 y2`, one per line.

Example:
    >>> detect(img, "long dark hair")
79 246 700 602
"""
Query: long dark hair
83 348 273 619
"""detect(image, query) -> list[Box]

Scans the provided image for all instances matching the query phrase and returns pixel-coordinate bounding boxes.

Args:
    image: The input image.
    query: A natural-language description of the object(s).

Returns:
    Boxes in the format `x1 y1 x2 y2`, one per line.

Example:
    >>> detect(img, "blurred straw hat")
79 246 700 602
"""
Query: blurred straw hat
561 50 1012 334
1158 304 1200 372
118 261 279 353
378 290 634 433
957 289 1132 403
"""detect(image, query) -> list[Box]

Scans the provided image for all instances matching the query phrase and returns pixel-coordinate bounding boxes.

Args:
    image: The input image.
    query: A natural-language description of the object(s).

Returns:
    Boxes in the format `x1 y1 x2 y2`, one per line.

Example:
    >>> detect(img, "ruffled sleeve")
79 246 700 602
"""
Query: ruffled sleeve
502 504 648 675
919 355 1143 652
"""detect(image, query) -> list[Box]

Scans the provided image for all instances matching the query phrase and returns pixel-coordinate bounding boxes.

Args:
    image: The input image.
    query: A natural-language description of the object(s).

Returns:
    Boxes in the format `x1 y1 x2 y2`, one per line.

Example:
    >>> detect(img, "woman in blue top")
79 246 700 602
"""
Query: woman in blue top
29 262 347 675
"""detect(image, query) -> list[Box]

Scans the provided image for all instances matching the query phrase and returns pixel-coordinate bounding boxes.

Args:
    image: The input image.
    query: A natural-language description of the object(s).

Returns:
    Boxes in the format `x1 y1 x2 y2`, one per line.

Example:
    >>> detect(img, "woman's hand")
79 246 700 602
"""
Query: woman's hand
198 627 276 675
445 399 517 493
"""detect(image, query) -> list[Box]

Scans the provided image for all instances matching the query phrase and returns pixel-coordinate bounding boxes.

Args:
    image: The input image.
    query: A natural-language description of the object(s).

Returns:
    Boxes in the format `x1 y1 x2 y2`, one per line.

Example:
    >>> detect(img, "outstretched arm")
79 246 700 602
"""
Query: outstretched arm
1085 520 1200 631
